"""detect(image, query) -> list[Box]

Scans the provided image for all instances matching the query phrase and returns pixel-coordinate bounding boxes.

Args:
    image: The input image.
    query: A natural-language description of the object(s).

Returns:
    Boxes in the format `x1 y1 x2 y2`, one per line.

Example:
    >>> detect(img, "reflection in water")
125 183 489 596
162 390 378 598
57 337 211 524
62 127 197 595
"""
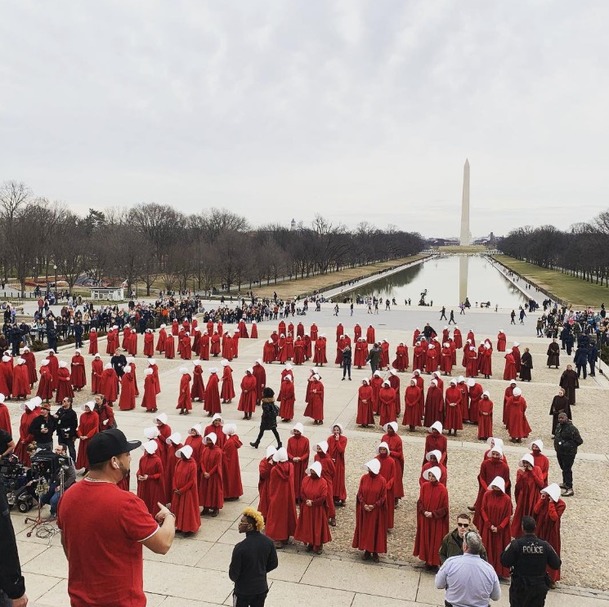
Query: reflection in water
351 255 530 308
459 256 468 305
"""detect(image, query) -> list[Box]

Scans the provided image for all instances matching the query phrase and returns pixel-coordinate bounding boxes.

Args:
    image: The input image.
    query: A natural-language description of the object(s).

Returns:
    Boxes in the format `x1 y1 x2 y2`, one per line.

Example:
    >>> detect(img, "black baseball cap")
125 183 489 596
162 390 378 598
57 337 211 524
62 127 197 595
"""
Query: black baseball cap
87 429 141 465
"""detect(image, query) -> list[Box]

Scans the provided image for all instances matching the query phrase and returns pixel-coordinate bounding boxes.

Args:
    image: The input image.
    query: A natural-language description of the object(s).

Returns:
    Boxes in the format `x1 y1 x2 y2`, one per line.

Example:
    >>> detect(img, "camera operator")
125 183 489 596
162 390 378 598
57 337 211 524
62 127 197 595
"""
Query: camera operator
40 444 76 520
55 398 78 461
28 403 56 452
0 428 15 458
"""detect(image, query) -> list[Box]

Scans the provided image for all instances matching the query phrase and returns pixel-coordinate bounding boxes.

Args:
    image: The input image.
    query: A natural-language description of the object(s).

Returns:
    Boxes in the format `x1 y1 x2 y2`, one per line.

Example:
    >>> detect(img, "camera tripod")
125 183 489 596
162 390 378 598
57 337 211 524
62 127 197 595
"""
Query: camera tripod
25 468 64 538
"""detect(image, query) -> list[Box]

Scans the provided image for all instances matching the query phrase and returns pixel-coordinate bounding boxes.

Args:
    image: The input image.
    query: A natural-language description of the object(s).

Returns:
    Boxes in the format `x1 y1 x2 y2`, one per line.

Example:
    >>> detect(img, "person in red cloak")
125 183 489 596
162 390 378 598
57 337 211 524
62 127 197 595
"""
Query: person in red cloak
464 346 478 377
143 328 154 358
21 347 37 386
530 439 550 484
148 359 161 395
258 445 276 518
424 379 444 428
94 394 115 431
356 378 374 427
313 441 336 526
466 378 483 425
366 325 376 344
192 329 201 356
76 401 99 471
480 476 512 578
287 423 309 503
56 361 74 404
303 373 324 425
479 342 493 378
471 445 511 530
425 344 439 374
252 360 266 405
503 380 517 429
222 423 243 500
137 440 165 517
250 320 259 339
424 422 447 466
381 422 404 506
203 369 221 417
237 319 248 338
164 335 175 359
236 368 257 421
171 444 200 535
294 461 331 554
380 339 390 370
45 350 59 390
392 342 409 371
420 448 447 486
126 329 138 357
309 323 318 341
190 361 205 402
440 342 453 376
163 431 182 503
378 380 397 427
210 331 221 357
121 325 131 350
327 424 347 507
533 483 565 585
90 354 103 394
153 412 172 471
221 332 233 361
199 331 210 360
118 365 136 411
503 352 517 381
220 359 235 404
293 336 305 365
352 458 387 562
87 327 98 355
375 442 396 530
496 330 507 352
101 363 118 405
177 367 192 415
511 453 544 538
70 350 86 391
313 335 327 366
14 398 41 465
141 368 157 412
277 374 295 422
402 378 421 431
0 394 10 432
413 465 449 570
413 341 426 372
477 391 494 441
156 324 167 353
512 342 522 373
199 432 224 516
506 387 531 442
262 338 275 364
265 447 297 548
11 359 30 399
413 370 425 421
354 338 368 369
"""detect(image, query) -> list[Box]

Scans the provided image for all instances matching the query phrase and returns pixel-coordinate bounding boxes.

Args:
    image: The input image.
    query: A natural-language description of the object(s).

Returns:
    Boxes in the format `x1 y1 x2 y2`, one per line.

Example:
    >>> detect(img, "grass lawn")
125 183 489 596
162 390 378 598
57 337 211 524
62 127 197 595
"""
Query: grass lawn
492 255 609 307
252 254 430 300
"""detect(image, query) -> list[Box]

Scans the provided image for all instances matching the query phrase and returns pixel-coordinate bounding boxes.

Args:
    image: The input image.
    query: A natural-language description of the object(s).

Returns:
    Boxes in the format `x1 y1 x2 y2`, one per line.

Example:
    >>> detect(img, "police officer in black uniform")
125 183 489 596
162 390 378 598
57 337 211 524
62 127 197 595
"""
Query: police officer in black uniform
500 516 561 607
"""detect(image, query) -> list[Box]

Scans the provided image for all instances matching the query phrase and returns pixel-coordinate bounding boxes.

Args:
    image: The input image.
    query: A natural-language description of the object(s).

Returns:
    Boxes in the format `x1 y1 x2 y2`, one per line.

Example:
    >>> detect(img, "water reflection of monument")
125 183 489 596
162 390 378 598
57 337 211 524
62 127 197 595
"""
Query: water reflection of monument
459 256 468 304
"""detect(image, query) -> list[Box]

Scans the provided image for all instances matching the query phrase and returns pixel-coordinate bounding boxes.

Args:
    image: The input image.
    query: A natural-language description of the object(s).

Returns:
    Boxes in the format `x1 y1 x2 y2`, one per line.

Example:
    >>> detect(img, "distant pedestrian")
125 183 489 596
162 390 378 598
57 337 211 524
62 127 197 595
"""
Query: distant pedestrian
439 307 447 320
448 310 456 325
510 310 516 325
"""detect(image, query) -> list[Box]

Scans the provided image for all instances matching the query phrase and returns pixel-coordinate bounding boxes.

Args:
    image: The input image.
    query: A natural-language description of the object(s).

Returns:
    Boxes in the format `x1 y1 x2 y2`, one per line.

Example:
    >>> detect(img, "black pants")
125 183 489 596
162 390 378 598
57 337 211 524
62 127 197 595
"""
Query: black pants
254 427 281 447
509 579 548 607
342 362 351 379
59 438 76 461
233 591 268 607
557 451 575 488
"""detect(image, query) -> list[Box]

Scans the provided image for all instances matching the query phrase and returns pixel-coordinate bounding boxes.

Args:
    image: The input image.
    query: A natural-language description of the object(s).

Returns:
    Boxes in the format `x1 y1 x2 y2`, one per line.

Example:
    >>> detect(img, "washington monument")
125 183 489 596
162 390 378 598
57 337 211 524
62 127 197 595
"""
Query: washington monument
459 159 471 245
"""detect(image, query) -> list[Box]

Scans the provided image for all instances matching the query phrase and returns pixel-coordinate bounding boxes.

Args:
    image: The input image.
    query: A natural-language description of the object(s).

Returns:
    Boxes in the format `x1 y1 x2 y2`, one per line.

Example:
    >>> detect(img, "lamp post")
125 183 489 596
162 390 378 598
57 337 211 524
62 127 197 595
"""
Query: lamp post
53 264 57 300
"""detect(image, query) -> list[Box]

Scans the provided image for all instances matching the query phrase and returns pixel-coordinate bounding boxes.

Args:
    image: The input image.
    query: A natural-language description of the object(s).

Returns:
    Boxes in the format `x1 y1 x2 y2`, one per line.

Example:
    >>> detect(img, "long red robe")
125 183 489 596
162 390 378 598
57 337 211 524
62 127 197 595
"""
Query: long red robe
190 366 205 401
156 328 167 353
327 435 347 501
352 472 387 553
11 365 30 398
424 432 447 466
101 368 119 403
237 374 257 414
480 490 512 578
356 384 374 426
303 380 324 422
143 332 154 357
266 461 297 541
378 386 397 427
203 373 221 415
14 408 39 465
287 435 310 501
402 385 421 428
252 364 266 403
55 367 74 403
118 372 136 411
141 374 157 411
423 386 444 428
137 452 165 516
222 435 244 499
294 475 331 548
443 386 463 431
506 396 531 440
382 432 405 499
0 404 10 433
91 359 103 394
413 480 449 566
88 331 98 355
258 457 273 518
22 351 37 386
376 453 396 529
76 410 99 469
164 336 175 359
477 397 494 439
511 466 544 538
70 355 86 389
533 496 565 582
171 457 200 533
199 444 224 509
177 374 192 412
473 458 511 530
221 366 235 402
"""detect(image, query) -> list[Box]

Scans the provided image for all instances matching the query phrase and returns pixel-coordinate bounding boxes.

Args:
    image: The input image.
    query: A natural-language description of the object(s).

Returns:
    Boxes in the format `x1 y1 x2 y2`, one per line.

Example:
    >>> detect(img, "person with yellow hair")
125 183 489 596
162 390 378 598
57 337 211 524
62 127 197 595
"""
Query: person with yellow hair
229 508 278 606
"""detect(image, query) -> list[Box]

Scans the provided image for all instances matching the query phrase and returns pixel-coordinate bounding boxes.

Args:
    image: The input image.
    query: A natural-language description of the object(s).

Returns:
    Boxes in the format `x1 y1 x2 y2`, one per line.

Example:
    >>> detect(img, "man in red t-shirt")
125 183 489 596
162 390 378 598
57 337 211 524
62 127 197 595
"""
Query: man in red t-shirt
57 429 176 607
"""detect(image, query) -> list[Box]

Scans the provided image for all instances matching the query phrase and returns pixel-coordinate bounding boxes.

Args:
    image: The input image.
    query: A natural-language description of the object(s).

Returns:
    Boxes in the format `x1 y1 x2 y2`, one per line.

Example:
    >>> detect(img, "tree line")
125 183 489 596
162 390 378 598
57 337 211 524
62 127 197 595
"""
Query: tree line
0 181 425 297
498 211 609 287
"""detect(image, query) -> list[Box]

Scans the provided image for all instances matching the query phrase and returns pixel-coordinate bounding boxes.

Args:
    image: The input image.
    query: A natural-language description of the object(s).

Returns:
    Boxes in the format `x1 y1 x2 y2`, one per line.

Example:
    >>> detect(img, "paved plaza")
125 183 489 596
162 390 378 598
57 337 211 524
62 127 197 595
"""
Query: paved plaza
5 300 609 606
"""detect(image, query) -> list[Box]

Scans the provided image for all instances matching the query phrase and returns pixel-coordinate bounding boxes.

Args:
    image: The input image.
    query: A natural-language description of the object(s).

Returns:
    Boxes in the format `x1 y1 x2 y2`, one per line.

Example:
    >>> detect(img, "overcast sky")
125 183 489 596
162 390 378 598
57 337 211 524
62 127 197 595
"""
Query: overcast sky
2 1 608 238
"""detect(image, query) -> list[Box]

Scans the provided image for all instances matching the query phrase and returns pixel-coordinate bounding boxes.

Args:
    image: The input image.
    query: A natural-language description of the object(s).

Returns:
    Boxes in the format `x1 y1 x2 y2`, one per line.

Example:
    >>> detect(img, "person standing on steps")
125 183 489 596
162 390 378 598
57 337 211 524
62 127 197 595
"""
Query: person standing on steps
342 345 352 381
553 412 583 497
250 388 281 450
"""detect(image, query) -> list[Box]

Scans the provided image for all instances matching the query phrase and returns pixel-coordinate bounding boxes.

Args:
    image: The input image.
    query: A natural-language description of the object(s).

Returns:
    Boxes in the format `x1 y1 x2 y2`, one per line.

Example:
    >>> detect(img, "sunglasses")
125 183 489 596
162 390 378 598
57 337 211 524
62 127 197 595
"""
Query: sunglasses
457 523 470 528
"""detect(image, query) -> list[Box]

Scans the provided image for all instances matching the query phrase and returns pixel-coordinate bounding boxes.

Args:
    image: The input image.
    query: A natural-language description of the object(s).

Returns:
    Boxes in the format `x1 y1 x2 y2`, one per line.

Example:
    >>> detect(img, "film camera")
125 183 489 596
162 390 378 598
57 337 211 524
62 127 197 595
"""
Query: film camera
1 451 69 513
